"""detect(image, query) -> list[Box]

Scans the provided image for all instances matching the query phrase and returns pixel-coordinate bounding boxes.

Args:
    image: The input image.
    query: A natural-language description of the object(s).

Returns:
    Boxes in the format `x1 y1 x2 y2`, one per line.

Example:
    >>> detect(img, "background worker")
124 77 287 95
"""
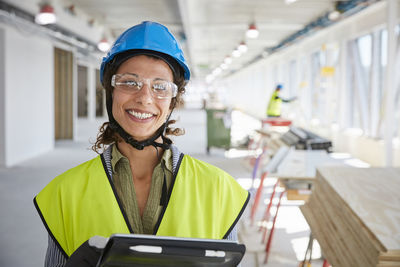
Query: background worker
34 21 249 267
266 84 297 117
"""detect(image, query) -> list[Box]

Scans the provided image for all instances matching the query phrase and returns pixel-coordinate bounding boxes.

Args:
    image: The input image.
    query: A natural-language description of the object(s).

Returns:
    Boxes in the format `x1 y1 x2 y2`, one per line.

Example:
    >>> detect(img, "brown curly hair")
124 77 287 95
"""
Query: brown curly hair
92 54 187 154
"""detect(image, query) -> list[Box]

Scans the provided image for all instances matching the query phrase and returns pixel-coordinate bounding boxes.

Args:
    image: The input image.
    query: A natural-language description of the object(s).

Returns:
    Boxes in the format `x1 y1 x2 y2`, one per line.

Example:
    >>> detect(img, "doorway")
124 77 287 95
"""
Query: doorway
54 47 73 139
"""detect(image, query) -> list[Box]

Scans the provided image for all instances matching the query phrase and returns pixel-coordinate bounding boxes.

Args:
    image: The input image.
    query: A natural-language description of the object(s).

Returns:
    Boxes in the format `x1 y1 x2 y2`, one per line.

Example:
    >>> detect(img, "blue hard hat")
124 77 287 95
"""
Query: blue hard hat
100 21 190 83
276 84 283 89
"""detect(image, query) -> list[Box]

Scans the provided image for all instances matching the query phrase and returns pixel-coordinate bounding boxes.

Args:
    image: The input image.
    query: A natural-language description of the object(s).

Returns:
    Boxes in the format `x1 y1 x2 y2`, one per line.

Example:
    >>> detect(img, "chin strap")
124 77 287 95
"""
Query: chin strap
109 119 172 150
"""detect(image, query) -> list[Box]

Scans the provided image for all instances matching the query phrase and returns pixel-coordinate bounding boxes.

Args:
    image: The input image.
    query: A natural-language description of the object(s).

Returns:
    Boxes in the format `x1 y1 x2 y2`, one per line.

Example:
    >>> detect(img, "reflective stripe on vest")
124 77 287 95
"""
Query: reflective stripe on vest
267 91 282 116
34 154 249 257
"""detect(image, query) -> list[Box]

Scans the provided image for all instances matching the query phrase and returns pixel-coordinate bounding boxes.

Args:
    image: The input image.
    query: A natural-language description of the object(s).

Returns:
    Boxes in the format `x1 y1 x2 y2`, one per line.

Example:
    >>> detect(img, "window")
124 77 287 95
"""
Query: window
380 29 387 107
310 51 321 120
77 65 88 117
346 34 373 131
395 24 400 138
298 56 312 121
346 40 359 128
324 43 340 125
372 29 388 138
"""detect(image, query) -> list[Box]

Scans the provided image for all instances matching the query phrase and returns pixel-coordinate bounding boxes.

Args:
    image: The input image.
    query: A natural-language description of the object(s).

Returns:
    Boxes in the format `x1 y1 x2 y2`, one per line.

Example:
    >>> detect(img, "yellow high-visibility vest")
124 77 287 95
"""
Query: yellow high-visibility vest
267 90 282 117
34 154 249 257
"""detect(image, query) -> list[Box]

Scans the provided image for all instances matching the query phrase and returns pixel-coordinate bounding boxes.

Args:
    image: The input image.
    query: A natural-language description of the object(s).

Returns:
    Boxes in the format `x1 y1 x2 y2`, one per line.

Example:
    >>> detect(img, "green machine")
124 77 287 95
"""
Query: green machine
206 109 231 154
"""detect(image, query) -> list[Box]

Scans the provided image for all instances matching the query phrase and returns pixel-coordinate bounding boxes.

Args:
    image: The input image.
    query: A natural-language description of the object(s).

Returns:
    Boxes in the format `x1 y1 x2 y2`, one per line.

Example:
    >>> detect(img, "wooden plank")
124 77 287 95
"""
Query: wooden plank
377 261 400 267
380 251 400 261
286 189 311 201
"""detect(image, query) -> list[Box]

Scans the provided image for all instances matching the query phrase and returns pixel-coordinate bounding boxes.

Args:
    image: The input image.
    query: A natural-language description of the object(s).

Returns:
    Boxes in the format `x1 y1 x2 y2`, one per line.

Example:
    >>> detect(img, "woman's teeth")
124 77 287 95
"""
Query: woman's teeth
128 110 153 119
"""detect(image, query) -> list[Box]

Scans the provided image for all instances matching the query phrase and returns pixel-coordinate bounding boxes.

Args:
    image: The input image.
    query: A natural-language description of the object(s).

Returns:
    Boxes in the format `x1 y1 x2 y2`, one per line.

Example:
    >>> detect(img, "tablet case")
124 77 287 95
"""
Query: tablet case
96 234 246 267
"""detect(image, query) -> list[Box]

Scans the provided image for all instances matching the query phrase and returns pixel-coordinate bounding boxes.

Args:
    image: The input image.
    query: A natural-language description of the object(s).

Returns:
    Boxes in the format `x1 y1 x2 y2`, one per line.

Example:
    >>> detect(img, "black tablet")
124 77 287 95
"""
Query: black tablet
96 234 246 267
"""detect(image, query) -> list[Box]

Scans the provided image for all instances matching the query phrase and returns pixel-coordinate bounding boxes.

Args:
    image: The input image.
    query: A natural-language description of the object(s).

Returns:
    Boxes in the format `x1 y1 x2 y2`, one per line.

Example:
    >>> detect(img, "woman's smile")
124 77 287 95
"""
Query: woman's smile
126 109 156 121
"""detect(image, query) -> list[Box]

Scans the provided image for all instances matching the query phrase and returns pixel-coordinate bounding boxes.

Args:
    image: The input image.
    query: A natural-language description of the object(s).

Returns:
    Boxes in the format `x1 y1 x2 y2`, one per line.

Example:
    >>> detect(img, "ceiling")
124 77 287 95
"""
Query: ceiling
4 0 339 80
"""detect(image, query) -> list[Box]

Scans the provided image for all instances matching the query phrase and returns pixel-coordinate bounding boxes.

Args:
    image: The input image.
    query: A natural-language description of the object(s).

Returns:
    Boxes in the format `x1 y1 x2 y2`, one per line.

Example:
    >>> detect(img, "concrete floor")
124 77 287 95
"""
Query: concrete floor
0 108 323 267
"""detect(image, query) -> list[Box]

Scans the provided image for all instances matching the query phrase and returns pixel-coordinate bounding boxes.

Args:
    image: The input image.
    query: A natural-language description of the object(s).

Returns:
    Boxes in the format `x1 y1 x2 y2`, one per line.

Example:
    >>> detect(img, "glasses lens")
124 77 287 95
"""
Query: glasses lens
112 74 177 99
113 74 141 93
152 81 174 99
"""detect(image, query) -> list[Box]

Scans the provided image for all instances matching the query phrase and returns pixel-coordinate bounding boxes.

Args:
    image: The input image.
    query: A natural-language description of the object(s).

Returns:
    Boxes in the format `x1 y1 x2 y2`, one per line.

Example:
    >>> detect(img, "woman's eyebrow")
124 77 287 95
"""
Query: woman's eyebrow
152 77 169 81
122 73 168 81
123 72 139 77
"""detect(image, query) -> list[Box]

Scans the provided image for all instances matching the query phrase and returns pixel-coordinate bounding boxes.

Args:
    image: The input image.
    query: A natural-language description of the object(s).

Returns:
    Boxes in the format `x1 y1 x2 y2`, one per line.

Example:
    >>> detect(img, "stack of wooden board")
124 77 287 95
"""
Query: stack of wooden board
300 166 400 267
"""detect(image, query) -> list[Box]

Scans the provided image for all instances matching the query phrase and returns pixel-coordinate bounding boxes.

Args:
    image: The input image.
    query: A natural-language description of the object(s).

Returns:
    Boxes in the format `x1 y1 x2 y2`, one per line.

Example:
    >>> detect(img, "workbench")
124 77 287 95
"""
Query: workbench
269 147 341 200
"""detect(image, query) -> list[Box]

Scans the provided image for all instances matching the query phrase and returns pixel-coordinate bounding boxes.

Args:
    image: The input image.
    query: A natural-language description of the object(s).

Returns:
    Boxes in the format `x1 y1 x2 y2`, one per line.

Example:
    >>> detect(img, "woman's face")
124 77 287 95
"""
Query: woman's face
112 55 173 141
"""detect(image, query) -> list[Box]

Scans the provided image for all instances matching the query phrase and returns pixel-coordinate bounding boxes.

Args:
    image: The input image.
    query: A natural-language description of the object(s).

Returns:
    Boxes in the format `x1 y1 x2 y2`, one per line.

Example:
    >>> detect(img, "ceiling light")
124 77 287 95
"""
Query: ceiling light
97 38 111 52
285 0 297 4
246 23 259 39
328 10 341 21
212 67 222 76
35 4 57 25
238 41 248 53
232 49 241 58
224 56 232 65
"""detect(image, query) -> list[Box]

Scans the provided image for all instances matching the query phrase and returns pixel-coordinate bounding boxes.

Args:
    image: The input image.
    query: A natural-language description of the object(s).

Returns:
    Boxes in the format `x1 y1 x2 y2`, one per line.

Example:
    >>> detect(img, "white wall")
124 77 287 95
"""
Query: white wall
1 25 54 167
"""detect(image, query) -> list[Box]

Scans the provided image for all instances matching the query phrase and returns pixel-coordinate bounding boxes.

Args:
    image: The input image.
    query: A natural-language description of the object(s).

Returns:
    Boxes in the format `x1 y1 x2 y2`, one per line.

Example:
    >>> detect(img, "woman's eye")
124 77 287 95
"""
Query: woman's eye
124 81 139 86
153 83 167 91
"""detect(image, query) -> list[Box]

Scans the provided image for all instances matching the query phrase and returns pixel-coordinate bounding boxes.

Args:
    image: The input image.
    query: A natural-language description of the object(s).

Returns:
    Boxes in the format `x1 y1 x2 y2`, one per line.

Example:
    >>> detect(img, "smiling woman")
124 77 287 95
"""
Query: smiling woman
96 49 188 152
33 21 249 267
111 55 176 142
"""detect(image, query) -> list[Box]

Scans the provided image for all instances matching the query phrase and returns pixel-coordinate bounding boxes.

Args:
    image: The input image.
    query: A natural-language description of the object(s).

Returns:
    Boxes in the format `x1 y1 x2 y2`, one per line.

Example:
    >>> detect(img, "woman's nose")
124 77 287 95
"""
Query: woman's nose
135 82 153 104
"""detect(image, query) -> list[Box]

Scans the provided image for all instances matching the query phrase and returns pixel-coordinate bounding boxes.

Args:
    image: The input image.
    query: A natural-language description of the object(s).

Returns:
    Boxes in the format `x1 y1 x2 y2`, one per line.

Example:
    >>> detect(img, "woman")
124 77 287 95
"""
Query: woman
34 21 249 267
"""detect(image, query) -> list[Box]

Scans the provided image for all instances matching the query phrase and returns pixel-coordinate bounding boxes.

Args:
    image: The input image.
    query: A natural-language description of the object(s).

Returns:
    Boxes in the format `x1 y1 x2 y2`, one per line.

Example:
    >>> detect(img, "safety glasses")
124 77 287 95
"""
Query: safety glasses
111 73 178 99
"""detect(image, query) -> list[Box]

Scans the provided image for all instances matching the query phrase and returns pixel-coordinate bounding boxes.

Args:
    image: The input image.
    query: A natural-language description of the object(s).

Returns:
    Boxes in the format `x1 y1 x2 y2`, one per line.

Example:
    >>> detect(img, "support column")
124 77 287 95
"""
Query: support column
0 28 5 166
384 0 398 167
87 65 96 121
370 31 380 137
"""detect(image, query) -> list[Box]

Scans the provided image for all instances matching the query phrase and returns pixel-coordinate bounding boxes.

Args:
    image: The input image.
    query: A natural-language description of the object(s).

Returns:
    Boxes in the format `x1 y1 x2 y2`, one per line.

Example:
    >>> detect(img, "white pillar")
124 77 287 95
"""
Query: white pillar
0 28 5 166
87 66 96 121
384 0 398 167
370 31 380 136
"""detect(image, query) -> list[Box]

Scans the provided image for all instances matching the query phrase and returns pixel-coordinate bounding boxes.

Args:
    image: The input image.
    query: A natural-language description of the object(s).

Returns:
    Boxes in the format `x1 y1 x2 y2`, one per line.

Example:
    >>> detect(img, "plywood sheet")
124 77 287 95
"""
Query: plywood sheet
317 167 400 250
301 167 400 267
